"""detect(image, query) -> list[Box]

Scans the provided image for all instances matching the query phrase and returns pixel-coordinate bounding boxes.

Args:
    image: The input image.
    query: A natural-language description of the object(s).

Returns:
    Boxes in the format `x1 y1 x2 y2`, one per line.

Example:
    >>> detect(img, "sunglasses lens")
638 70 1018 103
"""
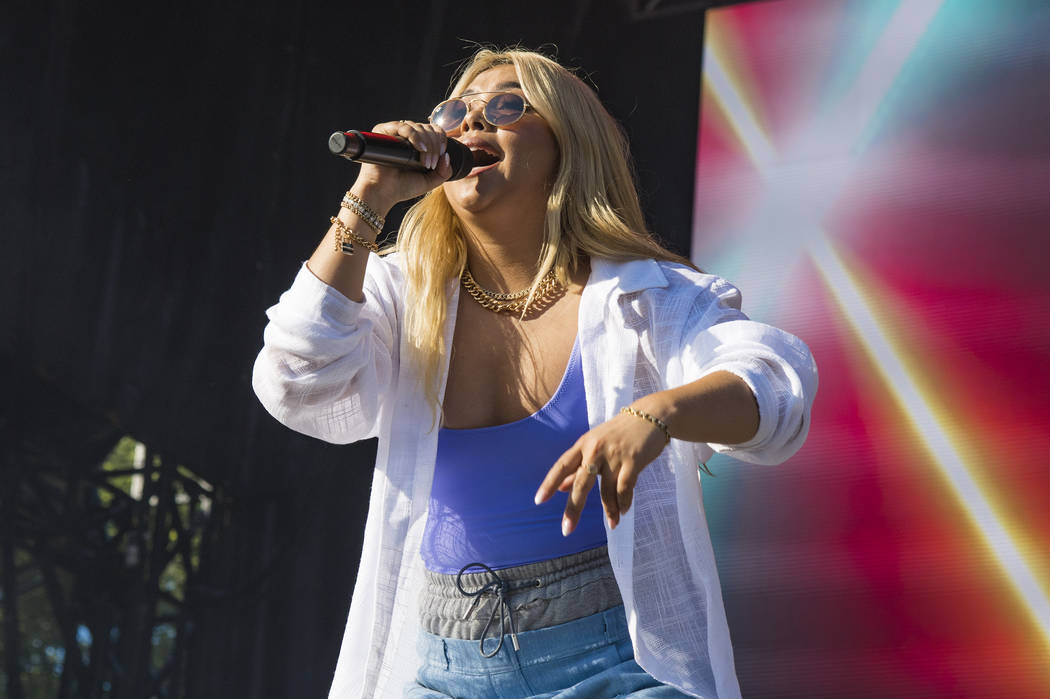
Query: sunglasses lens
485 93 527 125
431 99 467 131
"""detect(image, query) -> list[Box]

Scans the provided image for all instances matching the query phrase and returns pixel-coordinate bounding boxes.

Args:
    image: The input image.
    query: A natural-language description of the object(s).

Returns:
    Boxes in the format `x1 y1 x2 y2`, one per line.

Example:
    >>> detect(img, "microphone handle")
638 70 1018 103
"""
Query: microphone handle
329 130 474 180
329 130 426 169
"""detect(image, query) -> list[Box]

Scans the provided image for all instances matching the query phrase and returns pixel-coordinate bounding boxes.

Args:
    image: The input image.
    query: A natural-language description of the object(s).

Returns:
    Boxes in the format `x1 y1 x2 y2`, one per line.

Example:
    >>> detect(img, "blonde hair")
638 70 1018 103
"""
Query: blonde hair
388 47 694 417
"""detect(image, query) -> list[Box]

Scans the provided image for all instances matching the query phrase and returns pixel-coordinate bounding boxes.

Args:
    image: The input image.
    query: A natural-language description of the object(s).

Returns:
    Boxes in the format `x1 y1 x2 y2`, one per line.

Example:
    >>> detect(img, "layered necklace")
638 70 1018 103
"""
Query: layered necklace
460 267 564 315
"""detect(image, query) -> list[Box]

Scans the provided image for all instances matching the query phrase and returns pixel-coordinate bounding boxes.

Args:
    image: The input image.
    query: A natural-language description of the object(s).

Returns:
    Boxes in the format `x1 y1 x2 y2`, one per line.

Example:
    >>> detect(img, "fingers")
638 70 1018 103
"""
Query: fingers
556 473 575 492
372 120 447 171
434 151 452 179
617 465 639 515
563 459 598 536
599 462 620 529
537 423 652 536
535 447 581 505
537 445 601 536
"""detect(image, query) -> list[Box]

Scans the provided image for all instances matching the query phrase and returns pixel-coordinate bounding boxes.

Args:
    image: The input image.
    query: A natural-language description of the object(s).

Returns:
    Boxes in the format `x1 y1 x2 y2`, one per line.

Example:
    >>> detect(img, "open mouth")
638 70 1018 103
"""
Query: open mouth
469 146 501 168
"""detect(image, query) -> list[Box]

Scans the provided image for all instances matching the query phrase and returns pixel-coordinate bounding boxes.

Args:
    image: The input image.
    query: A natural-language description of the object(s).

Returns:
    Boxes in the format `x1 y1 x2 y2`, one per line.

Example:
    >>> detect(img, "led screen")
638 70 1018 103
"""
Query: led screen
692 1 1050 696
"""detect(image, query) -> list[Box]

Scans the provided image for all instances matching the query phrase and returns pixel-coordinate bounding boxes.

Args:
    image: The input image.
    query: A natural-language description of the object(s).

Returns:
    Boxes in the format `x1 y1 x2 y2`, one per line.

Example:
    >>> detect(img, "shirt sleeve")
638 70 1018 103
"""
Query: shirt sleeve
251 260 399 444
678 276 818 465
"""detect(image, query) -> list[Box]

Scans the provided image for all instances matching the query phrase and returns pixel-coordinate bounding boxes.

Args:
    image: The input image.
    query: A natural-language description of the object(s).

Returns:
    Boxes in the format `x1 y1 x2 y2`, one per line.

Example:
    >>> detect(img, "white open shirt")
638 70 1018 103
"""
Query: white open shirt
253 254 818 698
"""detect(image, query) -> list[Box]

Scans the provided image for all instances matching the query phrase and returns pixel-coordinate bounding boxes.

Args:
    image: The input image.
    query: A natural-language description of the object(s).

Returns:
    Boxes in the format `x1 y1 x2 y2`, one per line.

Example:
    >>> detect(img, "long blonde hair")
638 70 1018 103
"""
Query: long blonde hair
388 47 693 414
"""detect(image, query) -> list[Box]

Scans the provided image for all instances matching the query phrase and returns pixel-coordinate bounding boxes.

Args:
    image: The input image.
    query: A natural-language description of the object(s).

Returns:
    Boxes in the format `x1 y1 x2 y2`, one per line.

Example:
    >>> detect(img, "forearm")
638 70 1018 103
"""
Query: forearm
306 182 398 302
630 371 760 446
540 370 762 529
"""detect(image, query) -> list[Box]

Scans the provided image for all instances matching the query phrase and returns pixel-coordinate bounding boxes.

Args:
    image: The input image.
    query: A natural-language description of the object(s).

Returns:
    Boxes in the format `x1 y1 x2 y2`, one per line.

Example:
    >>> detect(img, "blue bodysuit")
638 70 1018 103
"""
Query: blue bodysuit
421 338 607 574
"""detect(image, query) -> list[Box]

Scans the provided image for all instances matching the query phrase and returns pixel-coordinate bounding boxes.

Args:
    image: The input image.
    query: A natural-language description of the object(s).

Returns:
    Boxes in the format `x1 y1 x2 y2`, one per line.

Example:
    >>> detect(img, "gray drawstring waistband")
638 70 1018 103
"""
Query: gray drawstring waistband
455 562 532 657
420 546 622 656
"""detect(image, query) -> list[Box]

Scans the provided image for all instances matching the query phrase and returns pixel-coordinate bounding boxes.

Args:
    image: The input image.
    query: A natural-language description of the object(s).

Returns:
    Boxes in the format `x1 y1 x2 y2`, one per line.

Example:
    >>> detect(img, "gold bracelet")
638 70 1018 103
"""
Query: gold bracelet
341 191 385 235
343 190 382 222
330 216 354 255
340 199 383 236
329 216 379 255
620 406 671 445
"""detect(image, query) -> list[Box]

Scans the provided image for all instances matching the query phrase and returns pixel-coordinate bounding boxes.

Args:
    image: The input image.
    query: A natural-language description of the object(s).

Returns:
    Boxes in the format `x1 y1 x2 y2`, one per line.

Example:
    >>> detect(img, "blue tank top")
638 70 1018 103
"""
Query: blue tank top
420 338 607 574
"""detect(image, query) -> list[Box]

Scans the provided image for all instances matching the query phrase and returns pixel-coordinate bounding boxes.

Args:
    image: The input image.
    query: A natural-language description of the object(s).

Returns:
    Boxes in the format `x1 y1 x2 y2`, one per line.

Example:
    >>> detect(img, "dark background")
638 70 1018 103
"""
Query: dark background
1 1 741 696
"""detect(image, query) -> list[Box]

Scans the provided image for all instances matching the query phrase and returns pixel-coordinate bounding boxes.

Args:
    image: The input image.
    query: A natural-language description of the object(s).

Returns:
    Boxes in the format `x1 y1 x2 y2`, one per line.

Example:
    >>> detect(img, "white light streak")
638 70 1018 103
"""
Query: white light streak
814 0 947 153
702 42 778 171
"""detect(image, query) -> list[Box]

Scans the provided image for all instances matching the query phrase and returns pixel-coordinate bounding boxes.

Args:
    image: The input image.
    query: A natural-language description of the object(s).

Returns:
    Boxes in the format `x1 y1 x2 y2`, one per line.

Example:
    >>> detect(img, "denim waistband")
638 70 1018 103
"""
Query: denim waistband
419 546 622 657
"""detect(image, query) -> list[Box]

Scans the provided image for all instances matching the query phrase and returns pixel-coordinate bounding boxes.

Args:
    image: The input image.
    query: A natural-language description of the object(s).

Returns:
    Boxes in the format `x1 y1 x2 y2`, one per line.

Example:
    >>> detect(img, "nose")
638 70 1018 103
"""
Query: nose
459 97 490 133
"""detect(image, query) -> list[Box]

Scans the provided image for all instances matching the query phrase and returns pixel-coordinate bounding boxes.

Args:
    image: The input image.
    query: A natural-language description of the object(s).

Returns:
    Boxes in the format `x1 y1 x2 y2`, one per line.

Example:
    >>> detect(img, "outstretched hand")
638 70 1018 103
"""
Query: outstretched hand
534 408 668 536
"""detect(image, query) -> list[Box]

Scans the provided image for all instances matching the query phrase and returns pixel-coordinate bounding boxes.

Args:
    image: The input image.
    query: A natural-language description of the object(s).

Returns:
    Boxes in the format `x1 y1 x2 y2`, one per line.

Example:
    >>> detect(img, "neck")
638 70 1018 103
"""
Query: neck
458 210 548 293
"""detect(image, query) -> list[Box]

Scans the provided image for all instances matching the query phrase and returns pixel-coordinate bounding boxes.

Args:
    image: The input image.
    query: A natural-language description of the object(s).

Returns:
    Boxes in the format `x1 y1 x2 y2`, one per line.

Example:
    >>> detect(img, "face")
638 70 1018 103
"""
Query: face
440 64 559 219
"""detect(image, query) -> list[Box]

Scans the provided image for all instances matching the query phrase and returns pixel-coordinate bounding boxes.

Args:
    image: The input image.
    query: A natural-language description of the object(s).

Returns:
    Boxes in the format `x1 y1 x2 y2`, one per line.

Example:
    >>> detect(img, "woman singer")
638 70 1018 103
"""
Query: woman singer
253 47 817 698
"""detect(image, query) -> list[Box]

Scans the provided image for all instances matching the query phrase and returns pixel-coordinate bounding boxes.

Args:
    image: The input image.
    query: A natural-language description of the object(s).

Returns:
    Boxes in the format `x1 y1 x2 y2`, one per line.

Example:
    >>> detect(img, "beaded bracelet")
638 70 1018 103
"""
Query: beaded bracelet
620 406 671 445
329 216 379 256
620 407 714 476
341 191 384 236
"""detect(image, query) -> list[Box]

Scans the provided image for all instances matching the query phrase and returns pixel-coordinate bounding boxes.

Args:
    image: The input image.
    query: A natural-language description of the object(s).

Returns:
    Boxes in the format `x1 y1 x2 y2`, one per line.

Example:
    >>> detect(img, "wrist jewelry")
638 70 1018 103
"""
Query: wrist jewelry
343 190 383 222
620 406 671 445
341 191 385 236
329 216 379 256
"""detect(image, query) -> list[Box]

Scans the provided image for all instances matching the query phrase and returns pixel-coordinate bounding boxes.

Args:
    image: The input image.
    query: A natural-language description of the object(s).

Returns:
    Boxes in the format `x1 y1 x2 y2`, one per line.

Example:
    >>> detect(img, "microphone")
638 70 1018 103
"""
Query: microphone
328 130 474 181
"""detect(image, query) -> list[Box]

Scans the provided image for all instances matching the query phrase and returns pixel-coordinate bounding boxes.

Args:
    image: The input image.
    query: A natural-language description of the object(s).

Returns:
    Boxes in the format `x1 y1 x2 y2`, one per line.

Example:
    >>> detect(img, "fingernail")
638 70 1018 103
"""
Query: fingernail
440 142 447 156
534 490 544 505
419 143 428 152
443 152 450 166
607 516 616 530
562 517 571 537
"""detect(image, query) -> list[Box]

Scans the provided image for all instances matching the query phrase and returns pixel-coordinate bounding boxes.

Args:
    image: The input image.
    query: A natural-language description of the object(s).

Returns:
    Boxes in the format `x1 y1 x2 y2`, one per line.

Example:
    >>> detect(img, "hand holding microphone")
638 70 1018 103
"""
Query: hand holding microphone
329 120 474 208
330 130 474 180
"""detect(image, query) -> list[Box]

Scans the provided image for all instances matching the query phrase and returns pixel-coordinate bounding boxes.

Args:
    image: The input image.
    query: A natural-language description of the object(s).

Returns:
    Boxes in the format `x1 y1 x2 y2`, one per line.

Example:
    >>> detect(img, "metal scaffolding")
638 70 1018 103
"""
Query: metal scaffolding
2 390 220 698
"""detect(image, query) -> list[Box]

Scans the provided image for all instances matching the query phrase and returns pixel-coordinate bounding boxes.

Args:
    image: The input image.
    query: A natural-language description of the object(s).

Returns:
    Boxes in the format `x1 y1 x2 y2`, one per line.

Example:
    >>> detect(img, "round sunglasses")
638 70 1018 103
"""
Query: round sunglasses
429 91 533 132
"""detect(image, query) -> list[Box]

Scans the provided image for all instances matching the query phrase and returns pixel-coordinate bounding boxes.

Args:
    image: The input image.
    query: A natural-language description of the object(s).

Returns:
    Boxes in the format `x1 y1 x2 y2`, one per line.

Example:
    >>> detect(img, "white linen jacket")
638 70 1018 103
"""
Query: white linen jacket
252 254 817 698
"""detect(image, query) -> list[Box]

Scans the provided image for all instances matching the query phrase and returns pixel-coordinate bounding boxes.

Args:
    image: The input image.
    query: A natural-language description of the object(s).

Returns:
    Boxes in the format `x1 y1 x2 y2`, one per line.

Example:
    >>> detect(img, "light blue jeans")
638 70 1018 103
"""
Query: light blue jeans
404 604 690 698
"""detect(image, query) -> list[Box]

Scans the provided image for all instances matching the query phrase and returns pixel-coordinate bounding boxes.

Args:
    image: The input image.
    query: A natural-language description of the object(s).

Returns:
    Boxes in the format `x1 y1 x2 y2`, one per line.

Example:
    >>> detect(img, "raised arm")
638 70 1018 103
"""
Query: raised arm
252 120 453 443
308 121 452 300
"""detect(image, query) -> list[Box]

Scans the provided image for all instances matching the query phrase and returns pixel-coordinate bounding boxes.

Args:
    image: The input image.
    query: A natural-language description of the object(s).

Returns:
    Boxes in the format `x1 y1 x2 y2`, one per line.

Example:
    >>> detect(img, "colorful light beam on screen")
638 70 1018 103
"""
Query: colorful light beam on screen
698 0 1050 649
824 0 946 152
702 41 776 170
808 234 1050 650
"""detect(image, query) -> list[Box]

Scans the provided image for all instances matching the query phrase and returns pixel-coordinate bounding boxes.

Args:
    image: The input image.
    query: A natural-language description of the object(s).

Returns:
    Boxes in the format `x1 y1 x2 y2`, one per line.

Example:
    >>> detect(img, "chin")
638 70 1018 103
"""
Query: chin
444 178 497 214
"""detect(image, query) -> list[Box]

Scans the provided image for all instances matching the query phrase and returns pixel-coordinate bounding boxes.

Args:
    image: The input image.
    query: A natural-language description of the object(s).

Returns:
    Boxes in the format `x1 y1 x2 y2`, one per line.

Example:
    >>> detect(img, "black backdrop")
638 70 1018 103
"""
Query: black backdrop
2 1 722 696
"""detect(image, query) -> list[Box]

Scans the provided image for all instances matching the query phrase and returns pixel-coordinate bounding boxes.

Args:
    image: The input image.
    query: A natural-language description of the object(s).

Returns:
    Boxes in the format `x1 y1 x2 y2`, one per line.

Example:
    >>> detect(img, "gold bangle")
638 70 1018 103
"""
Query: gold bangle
620 406 671 445
329 216 379 255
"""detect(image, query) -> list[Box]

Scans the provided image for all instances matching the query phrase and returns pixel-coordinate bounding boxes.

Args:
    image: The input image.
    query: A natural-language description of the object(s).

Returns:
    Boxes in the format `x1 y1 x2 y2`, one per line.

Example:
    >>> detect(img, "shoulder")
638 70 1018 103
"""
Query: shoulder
656 260 732 293
593 257 742 310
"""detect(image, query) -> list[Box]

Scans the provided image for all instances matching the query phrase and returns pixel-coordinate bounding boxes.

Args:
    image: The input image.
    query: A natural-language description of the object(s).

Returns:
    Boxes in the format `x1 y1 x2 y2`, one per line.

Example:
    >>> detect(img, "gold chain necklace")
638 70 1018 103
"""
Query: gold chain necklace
460 267 563 315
